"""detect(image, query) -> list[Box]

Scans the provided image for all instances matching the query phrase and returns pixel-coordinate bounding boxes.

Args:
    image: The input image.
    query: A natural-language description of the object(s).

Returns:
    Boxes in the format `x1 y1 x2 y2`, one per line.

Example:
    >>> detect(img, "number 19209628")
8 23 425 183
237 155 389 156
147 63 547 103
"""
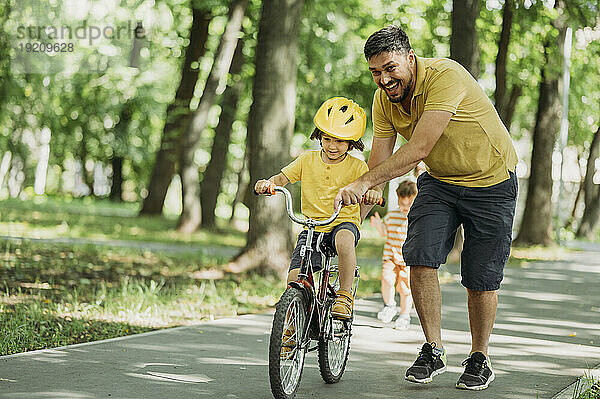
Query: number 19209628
18 42 74 52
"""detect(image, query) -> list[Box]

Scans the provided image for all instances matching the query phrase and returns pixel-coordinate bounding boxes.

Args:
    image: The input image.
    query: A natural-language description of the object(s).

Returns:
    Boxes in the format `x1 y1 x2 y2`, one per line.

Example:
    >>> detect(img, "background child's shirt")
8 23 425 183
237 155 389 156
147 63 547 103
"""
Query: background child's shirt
281 150 368 232
383 209 408 267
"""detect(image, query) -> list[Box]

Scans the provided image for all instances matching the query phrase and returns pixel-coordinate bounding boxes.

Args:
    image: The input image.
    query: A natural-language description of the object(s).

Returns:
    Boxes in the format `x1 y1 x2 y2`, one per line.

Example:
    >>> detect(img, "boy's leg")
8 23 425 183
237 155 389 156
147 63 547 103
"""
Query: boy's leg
377 260 398 323
334 229 357 292
397 274 412 316
330 223 360 319
286 268 300 285
381 260 397 306
393 270 412 329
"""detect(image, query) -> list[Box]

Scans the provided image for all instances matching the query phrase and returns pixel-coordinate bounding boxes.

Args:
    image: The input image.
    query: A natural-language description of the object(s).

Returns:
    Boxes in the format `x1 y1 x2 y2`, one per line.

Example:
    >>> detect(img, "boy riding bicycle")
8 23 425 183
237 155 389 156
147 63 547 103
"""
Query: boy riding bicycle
254 97 381 319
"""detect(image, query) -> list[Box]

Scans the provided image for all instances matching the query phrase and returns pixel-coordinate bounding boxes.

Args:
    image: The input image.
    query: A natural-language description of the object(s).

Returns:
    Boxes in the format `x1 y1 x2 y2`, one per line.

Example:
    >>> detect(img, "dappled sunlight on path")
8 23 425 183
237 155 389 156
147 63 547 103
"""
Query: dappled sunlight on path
1 244 599 398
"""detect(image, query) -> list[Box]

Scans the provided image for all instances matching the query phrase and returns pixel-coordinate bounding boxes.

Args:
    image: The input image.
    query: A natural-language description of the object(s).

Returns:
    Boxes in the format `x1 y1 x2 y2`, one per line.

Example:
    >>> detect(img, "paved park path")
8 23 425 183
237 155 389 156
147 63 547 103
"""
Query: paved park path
1 242 599 398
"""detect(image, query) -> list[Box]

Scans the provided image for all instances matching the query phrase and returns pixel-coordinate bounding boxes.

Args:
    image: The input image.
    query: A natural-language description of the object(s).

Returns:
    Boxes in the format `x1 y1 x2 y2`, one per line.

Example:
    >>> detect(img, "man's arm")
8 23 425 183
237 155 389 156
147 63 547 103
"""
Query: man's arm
359 136 396 220
336 110 453 208
368 136 397 170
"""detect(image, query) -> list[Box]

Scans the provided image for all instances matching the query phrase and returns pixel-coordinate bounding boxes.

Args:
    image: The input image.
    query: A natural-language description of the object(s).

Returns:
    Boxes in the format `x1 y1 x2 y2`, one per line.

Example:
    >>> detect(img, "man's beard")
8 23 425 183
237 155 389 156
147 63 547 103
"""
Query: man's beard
383 74 413 104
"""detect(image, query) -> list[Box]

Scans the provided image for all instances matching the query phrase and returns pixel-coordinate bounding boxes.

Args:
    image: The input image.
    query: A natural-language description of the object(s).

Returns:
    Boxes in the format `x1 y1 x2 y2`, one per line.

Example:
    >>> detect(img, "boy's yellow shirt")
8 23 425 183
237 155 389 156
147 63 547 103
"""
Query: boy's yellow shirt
281 150 368 232
373 56 518 187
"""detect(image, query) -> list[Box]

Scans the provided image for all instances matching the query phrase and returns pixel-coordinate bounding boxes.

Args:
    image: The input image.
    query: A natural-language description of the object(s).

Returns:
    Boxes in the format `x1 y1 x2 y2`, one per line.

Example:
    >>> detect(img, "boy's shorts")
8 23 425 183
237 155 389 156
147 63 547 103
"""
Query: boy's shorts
382 260 410 290
402 171 518 291
289 222 360 272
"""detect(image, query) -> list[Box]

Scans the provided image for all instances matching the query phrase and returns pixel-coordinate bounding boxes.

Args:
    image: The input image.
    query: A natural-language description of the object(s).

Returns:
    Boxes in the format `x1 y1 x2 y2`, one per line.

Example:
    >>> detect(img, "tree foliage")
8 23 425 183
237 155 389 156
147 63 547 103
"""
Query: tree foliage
1 0 600 241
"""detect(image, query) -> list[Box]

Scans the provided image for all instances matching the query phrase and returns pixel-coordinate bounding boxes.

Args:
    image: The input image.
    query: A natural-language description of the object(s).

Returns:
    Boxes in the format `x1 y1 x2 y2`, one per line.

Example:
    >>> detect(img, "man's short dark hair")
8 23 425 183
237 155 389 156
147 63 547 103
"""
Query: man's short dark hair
364 25 412 60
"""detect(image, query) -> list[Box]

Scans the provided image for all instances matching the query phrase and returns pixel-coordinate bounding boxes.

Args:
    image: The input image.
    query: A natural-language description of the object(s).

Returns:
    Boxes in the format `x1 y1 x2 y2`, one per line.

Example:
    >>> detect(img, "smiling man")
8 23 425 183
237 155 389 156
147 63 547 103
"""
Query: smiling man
335 26 519 391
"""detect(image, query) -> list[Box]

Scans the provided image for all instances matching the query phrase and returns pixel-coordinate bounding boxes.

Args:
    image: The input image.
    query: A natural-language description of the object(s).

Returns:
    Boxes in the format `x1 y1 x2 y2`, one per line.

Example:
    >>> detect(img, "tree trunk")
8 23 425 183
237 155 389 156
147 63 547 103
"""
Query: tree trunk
504 84 522 130
564 152 583 230
79 132 92 194
109 156 123 201
140 9 211 215
515 18 566 246
226 0 304 277
229 152 249 226
200 38 246 228
110 23 144 202
110 105 132 202
450 0 479 79
0 151 12 193
564 179 583 230
447 0 479 259
576 126 600 239
494 0 521 129
178 0 248 233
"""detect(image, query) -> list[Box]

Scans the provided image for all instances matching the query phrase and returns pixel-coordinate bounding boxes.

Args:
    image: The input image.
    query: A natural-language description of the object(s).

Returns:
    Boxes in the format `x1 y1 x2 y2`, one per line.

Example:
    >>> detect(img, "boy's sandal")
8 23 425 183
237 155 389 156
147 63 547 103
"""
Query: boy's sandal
331 289 354 319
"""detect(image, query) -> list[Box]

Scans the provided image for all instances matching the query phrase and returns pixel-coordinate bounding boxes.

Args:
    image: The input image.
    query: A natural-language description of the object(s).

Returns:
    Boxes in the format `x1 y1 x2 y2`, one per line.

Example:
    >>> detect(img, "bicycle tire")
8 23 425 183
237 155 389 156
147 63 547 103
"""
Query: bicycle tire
317 302 351 384
269 287 308 399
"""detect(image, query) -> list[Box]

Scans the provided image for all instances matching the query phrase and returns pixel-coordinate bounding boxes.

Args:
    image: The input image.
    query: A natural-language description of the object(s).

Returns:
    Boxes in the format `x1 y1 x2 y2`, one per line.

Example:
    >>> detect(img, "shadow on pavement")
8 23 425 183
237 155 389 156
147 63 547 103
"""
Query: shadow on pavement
1 247 599 398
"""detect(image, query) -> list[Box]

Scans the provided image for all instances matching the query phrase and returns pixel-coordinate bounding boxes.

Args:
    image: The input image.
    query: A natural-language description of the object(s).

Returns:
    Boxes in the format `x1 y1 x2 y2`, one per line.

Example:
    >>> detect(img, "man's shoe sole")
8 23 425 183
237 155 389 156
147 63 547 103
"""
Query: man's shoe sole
405 366 447 384
455 371 495 390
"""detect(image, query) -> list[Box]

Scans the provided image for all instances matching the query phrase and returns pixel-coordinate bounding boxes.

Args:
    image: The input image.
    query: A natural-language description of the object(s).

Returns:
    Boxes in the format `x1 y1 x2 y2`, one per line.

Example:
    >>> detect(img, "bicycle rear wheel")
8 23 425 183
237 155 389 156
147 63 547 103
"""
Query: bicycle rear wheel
318 301 351 383
269 287 307 399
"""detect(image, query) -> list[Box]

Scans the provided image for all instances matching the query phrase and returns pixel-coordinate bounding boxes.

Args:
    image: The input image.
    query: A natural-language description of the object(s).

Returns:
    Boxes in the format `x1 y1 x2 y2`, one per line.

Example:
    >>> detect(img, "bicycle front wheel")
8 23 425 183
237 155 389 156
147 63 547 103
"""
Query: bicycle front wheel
318 304 351 384
269 287 307 399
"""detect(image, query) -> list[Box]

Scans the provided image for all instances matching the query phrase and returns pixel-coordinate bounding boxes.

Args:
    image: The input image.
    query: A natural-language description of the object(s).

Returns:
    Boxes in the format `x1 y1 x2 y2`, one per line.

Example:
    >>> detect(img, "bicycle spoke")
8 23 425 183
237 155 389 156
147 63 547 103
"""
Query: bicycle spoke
278 296 305 395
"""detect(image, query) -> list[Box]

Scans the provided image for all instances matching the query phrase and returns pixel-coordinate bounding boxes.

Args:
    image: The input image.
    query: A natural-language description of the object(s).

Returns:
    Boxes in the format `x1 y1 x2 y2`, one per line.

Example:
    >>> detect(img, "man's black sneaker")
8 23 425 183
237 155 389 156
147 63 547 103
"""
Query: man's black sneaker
405 342 447 384
456 351 495 390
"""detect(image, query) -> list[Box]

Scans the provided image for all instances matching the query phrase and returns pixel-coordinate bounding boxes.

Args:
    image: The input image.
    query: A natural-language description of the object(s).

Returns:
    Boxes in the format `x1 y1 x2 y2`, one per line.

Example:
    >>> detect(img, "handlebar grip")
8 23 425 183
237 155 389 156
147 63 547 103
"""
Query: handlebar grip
360 196 386 207
254 184 276 196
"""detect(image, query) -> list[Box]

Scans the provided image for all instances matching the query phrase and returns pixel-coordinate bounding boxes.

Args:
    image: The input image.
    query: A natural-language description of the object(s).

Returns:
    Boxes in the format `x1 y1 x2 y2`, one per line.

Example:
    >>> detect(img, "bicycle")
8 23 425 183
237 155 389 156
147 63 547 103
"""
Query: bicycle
257 185 384 399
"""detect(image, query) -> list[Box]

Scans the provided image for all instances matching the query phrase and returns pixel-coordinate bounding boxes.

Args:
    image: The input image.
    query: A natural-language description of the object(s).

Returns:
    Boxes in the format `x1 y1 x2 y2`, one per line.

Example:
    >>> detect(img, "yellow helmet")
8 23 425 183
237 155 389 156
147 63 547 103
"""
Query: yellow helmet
313 97 366 141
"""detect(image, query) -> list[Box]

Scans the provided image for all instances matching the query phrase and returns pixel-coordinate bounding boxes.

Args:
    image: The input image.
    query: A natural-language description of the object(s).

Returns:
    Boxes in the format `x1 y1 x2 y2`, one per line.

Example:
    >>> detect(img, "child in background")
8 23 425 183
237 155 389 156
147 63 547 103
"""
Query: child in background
370 180 417 329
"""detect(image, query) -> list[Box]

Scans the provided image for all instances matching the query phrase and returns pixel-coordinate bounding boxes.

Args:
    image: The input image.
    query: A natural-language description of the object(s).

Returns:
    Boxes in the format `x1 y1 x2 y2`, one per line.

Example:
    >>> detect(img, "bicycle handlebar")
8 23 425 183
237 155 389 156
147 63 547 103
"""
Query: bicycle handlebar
255 185 385 227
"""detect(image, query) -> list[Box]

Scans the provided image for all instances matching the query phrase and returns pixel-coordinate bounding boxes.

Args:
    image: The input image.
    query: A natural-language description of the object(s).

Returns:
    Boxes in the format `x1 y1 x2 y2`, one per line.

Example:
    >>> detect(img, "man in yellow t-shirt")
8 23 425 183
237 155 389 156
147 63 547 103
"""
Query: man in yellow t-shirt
334 26 518 391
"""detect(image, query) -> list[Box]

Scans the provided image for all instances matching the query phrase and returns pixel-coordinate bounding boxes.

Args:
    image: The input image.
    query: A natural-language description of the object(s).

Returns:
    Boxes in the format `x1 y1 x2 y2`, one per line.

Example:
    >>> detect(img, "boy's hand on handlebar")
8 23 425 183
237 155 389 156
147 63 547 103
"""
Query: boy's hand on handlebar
254 179 275 195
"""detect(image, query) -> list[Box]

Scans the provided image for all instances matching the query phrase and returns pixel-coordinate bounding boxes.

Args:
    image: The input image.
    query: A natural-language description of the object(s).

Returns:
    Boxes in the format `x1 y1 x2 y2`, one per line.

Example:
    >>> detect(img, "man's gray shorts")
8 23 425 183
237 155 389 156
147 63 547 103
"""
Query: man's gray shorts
402 171 518 291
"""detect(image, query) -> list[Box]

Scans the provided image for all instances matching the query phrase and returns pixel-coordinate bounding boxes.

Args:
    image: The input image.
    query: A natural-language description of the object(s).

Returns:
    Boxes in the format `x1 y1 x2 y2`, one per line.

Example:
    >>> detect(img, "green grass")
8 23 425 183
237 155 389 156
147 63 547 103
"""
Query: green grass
571 371 600 399
0 196 245 247
0 301 153 355
0 238 286 355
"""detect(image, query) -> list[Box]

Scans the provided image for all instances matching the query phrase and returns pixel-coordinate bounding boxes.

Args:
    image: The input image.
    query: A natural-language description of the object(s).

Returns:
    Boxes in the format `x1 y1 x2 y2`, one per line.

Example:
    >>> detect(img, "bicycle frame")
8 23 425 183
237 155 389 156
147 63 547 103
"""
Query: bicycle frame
266 184 384 398
268 186 356 349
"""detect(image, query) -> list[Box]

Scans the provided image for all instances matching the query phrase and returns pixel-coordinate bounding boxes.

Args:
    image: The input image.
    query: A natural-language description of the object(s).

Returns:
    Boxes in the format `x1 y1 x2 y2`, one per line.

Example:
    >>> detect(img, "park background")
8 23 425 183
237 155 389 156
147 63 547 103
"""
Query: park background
0 0 599 371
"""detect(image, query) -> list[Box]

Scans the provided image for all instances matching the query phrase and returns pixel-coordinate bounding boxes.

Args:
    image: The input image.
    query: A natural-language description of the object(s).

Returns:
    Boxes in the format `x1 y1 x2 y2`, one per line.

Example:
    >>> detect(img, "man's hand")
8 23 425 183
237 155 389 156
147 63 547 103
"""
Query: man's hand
362 188 383 205
334 179 369 210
